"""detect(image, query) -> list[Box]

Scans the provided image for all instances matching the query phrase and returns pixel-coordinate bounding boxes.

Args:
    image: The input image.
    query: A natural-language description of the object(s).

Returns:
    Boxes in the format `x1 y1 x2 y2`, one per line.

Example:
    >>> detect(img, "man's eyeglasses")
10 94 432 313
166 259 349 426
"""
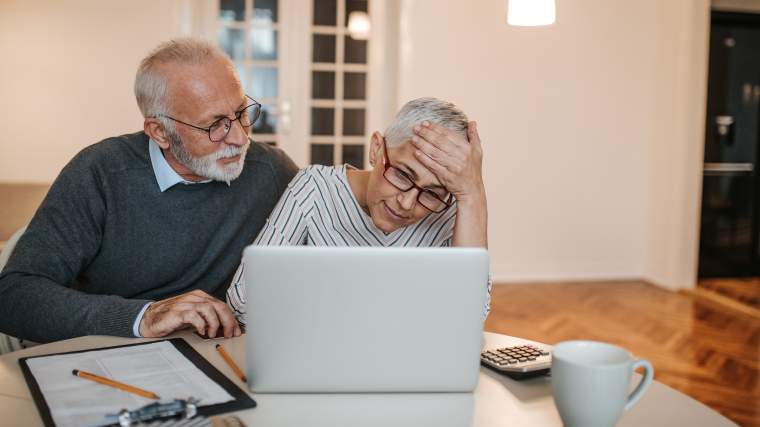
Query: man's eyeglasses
381 138 452 213
154 95 261 142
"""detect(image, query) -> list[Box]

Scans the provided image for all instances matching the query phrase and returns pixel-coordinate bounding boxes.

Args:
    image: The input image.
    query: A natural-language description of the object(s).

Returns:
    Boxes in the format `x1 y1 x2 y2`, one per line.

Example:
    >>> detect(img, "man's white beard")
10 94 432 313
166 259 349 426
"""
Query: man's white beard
169 131 250 185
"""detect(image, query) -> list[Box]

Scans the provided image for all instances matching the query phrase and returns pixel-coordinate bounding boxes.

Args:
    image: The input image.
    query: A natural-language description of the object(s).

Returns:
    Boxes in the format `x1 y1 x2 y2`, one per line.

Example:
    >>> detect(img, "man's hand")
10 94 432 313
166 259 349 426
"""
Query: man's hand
139 290 242 338
410 120 485 203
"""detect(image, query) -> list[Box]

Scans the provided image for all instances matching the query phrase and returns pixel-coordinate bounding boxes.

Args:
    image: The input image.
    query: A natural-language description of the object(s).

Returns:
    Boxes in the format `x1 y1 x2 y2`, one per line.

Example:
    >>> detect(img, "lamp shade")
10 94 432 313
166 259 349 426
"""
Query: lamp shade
507 0 556 26
347 11 371 40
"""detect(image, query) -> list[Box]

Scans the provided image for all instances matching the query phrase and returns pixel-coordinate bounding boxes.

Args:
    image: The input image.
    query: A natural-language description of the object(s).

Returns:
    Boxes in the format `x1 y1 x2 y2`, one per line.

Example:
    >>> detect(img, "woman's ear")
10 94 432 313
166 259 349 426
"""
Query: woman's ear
368 131 383 167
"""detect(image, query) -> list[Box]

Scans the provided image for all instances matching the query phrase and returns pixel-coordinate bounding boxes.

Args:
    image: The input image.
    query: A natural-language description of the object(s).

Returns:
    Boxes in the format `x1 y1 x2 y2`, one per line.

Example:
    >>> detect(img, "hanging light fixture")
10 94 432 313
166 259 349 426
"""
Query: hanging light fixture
507 0 556 26
347 11 371 40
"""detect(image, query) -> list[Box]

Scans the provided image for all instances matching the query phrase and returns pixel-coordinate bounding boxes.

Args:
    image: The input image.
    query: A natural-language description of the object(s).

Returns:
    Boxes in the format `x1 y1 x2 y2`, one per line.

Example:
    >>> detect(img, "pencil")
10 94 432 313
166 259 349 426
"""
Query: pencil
72 369 160 400
216 343 247 383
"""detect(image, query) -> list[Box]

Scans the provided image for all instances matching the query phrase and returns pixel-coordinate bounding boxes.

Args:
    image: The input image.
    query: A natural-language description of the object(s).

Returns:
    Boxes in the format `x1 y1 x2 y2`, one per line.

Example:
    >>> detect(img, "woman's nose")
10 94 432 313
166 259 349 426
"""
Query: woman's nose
397 189 418 211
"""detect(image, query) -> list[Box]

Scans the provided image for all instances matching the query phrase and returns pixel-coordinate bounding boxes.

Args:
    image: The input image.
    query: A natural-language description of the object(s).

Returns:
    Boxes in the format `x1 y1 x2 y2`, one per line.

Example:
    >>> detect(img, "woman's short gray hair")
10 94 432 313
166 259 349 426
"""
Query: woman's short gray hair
134 38 232 121
384 97 469 148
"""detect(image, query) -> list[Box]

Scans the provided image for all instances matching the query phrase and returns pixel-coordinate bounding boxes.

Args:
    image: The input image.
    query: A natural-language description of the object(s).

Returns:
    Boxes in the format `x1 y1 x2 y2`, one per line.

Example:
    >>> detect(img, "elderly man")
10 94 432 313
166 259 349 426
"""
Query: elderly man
0 38 298 343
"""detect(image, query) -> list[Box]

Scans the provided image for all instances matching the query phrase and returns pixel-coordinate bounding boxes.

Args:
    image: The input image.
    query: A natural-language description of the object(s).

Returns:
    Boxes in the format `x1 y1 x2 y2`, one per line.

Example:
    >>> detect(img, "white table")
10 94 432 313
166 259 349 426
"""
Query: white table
0 331 737 426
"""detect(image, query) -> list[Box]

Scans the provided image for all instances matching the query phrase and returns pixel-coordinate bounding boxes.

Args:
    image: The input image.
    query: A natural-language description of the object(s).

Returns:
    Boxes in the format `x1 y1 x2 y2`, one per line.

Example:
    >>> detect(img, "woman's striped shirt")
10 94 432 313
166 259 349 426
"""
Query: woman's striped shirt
226 164 491 322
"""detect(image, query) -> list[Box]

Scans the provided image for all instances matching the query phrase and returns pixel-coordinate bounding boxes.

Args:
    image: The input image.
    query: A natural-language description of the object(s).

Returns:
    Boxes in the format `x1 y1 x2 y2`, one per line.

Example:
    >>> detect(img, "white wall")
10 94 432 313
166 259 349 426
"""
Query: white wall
396 0 709 286
0 0 189 183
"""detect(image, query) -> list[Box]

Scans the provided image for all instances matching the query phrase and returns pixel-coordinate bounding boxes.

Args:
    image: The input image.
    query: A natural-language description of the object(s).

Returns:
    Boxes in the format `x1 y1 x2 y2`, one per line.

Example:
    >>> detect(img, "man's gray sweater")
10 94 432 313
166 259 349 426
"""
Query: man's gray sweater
0 132 298 342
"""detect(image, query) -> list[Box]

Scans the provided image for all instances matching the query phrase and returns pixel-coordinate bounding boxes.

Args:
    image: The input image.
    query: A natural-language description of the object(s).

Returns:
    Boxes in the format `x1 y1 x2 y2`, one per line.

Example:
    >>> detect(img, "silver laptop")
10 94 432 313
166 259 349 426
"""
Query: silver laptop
242 246 489 393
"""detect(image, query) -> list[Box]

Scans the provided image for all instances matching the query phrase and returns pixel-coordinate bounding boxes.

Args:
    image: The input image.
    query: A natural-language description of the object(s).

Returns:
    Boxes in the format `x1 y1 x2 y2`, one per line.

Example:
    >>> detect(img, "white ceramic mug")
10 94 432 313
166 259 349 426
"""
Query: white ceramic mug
551 340 654 427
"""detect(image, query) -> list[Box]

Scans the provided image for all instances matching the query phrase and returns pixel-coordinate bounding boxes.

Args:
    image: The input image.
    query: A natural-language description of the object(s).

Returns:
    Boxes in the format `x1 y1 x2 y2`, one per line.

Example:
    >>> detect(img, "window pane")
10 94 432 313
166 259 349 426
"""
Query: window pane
218 27 245 60
312 34 336 63
343 72 366 100
342 144 365 168
312 71 335 99
311 108 335 135
252 104 277 134
250 67 278 99
344 36 367 64
311 144 335 165
343 108 365 136
236 64 250 94
344 0 368 26
253 0 278 23
313 0 337 26
220 0 245 22
251 29 277 60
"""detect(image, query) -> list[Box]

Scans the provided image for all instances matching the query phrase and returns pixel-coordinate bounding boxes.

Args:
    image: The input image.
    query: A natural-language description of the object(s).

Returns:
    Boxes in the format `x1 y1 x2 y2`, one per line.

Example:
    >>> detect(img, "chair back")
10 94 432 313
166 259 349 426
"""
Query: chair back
0 226 27 354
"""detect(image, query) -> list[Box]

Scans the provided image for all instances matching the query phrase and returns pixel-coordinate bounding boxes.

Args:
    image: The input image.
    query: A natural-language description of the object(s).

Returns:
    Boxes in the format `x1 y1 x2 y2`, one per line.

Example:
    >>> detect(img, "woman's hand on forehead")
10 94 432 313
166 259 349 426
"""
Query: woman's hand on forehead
409 121 485 202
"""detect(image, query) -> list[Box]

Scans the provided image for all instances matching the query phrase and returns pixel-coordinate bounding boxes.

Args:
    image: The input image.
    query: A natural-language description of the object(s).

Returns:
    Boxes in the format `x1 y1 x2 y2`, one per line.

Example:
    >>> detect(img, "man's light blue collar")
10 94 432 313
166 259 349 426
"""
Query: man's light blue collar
148 139 211 192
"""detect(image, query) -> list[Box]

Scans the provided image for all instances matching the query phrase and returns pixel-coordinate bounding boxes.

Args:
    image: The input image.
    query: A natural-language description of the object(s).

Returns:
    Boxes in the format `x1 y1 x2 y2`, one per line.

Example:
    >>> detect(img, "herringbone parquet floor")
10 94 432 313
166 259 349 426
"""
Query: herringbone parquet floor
484 281 760 427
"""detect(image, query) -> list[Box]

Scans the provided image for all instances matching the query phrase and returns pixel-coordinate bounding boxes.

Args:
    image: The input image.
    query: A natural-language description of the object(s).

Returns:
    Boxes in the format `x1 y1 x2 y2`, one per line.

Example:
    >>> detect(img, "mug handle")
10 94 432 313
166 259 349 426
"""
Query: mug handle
624 359 654 411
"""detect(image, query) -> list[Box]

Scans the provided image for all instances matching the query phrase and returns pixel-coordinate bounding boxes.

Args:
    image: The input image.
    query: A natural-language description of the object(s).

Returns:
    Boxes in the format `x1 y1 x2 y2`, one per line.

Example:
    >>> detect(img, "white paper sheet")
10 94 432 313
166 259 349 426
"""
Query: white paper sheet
25 341 234 427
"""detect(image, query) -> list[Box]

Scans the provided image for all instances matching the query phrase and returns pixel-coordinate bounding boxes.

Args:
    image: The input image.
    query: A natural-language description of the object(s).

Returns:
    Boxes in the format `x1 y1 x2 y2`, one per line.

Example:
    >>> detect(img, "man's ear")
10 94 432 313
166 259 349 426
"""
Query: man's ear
368 131 383 167
144 119 171 150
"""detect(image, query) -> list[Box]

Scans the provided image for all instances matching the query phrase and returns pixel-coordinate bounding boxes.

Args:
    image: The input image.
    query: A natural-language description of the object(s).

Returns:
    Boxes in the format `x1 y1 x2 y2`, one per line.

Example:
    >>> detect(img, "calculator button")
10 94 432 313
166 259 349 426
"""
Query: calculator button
508 359 518 364
528 356 537 361
519 357 528 362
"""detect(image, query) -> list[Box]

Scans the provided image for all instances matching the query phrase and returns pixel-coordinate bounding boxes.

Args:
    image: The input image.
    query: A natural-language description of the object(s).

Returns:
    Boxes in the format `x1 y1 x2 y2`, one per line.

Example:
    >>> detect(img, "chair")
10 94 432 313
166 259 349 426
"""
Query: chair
0 226 27 354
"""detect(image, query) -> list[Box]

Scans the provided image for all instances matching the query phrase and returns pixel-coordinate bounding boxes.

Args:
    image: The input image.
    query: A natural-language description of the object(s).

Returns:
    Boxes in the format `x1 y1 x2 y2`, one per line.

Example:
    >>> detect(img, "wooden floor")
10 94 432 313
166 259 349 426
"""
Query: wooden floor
699 277 760 311
484 281 760 427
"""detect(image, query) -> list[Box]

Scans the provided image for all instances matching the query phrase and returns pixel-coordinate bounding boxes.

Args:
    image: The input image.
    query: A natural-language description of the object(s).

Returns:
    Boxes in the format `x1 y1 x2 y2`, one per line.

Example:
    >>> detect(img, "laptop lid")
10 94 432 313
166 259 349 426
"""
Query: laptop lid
243 246 489 393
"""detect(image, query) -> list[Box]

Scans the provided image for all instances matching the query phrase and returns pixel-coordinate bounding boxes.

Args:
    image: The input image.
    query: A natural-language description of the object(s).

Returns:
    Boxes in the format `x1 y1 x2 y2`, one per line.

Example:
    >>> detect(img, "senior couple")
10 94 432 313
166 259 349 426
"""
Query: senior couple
0 38 488 343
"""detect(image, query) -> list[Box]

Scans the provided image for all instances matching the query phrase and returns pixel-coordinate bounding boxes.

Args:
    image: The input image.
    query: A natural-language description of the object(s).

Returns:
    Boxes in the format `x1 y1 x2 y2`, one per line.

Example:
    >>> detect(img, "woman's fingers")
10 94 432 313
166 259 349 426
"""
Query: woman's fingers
415 149 454 183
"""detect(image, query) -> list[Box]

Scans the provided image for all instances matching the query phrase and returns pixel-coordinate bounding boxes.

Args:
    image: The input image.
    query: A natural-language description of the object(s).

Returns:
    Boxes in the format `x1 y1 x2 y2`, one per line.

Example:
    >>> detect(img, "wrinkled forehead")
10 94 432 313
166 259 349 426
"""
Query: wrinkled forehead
386 140 443 187
165 58 244 116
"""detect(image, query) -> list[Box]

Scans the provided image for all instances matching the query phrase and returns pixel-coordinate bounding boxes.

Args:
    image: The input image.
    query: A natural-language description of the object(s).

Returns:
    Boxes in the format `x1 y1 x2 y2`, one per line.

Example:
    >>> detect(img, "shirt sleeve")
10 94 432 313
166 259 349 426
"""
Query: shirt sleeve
226 168 316 325
0 148 151 342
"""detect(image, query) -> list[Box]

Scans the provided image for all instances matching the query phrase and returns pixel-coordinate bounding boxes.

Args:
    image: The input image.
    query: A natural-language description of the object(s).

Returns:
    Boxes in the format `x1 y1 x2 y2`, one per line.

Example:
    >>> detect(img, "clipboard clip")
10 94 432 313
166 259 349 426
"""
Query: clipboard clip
105 397 199 426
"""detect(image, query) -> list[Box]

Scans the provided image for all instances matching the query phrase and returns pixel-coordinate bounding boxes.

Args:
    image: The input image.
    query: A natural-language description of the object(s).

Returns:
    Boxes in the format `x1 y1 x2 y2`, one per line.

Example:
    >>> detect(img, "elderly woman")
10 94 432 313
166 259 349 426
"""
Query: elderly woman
227 97 489 323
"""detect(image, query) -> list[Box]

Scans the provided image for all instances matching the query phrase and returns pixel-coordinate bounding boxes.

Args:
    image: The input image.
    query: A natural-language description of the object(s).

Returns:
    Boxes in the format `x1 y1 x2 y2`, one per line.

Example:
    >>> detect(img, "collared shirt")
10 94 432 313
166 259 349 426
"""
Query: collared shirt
132 139 213 337
148 139 211 192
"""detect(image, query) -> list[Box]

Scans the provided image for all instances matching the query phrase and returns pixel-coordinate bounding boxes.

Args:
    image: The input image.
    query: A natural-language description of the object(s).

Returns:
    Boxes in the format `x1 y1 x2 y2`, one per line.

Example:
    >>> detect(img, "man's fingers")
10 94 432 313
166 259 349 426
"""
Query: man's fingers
181 310 207 335
194 302 221 338
142 290 242 339
209 299 239 338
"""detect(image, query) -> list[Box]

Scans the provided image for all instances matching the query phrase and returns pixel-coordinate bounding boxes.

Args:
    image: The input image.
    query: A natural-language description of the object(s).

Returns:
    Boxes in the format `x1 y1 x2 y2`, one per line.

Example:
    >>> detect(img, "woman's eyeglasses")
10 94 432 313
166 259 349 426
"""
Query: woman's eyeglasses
381 138 452 213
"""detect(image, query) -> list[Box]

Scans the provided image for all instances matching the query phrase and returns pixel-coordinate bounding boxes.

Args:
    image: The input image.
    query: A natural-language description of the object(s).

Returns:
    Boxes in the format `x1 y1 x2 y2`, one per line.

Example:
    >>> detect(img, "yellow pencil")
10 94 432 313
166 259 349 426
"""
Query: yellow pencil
216 344 247 382
72 369 160 400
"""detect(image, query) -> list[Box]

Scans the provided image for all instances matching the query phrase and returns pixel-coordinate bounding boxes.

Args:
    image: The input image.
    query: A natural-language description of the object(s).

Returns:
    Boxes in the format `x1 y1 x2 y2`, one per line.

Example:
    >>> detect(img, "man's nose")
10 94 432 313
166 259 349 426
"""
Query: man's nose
223 120 249 147
397 189 418 211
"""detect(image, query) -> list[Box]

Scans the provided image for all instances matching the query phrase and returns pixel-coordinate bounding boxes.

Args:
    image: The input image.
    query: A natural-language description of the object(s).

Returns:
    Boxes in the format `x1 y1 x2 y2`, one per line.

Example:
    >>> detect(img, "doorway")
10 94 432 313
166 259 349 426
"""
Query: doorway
698 10 760 309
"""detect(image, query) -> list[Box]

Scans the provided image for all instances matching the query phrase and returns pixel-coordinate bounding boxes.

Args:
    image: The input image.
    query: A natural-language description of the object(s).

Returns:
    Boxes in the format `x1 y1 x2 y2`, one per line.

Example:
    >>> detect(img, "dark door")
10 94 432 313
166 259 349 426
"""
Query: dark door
699 11 760 277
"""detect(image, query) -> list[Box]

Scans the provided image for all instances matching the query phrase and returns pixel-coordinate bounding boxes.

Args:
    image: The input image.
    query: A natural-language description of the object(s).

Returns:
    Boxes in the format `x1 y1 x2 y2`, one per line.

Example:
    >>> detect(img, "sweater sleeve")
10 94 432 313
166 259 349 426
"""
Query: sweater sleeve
0 150 149 342
226 168 316 324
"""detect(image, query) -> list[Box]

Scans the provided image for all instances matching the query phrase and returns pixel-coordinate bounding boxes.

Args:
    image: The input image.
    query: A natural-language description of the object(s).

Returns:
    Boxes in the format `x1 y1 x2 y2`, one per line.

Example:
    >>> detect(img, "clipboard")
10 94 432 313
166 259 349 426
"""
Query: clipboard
19 338 256 427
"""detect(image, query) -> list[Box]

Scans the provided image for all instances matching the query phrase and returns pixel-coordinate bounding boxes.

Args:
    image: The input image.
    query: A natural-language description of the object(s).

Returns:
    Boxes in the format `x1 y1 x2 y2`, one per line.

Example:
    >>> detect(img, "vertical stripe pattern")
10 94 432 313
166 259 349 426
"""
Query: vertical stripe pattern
227 164 491 323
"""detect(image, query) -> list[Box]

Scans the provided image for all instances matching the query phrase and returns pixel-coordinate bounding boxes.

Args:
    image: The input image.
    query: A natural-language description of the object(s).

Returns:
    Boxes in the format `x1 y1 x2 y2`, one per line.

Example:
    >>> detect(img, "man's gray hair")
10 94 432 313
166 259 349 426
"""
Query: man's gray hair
384 97 469 148
134 38 233 120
